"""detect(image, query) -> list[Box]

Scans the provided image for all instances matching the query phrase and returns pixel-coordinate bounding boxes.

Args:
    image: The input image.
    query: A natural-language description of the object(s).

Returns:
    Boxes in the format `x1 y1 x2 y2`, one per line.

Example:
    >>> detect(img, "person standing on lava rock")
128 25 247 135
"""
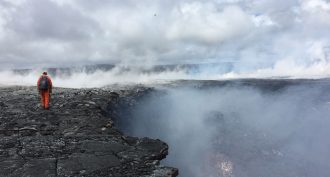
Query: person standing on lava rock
37 71 53 109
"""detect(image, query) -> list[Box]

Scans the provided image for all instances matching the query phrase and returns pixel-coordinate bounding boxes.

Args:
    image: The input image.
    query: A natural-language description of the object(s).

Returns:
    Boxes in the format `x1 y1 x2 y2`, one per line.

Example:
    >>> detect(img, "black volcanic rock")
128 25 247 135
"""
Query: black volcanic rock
0 86 178 177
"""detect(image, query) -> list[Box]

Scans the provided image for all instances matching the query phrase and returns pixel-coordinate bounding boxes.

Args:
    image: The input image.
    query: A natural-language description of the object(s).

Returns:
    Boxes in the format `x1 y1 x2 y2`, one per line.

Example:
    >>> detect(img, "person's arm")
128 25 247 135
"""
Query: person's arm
37 76 41 93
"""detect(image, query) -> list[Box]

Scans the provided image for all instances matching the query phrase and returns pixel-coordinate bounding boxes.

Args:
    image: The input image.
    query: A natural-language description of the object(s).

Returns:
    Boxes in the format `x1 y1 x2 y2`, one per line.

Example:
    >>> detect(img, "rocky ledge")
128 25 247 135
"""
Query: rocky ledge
0 86 178 177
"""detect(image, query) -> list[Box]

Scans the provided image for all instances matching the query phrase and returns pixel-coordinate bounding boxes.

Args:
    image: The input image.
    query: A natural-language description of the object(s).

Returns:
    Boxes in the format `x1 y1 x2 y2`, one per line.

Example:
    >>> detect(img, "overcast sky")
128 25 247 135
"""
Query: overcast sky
0 0 329 70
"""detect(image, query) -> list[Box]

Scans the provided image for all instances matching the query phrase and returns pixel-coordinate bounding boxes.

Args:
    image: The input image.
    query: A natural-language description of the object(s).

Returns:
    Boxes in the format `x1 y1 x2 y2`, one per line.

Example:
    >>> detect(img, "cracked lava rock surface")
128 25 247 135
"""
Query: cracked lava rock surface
0 86 178 177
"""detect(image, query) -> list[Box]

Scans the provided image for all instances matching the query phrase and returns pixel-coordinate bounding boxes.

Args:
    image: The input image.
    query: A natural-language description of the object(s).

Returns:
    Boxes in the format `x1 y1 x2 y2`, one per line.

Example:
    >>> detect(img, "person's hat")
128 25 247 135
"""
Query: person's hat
42 71 47 75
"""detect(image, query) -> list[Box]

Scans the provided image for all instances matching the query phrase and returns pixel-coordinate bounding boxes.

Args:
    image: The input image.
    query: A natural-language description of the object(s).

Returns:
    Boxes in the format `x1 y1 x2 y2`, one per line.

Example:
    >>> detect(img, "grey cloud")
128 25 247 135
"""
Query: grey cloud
5 0 101 41
0 0 329 75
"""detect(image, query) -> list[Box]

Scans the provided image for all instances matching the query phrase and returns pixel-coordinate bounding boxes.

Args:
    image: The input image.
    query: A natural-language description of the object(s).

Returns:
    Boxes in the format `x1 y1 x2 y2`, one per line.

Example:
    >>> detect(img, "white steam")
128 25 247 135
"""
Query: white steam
125 83 330 177
1 62 330 88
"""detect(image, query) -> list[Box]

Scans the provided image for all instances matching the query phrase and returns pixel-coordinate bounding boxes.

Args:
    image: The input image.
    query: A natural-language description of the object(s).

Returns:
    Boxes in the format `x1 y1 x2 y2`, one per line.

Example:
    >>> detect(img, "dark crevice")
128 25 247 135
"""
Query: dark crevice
55 158 58 177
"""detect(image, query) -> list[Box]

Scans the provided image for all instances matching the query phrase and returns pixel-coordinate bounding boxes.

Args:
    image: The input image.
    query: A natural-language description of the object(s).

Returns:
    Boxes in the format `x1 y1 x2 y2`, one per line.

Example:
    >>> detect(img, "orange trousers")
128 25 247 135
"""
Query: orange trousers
40 90 50 109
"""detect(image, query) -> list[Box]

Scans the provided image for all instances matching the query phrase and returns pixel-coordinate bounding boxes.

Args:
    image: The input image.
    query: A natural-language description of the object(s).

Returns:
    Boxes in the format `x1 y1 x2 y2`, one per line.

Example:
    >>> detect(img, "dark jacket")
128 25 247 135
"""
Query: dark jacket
37 75 53 93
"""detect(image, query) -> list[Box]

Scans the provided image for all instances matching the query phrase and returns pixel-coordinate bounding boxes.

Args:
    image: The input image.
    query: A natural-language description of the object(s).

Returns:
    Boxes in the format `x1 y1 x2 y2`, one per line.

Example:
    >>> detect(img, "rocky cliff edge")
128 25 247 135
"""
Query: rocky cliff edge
0 86 178 177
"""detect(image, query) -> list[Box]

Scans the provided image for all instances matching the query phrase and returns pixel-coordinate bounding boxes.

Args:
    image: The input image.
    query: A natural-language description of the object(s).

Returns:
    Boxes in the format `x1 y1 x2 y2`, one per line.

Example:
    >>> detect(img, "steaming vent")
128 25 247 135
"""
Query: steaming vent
112 79 330 177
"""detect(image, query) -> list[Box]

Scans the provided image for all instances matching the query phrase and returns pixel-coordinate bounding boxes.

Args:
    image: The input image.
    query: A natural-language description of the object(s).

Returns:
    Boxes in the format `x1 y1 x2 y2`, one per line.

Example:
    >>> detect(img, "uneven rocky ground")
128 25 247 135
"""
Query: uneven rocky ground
0 86 178 177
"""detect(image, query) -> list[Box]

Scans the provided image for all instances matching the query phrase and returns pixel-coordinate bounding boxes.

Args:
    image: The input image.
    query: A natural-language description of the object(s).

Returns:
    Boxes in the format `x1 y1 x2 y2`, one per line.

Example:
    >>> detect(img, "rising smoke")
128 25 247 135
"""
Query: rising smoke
119 81 330 177
1 63 330 88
